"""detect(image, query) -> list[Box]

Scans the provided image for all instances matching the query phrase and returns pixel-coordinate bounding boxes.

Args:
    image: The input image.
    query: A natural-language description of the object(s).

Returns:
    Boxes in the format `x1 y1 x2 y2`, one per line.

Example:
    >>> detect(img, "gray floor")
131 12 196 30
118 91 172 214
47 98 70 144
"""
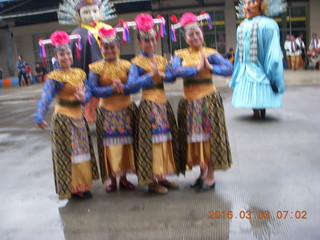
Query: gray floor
0 71 320 240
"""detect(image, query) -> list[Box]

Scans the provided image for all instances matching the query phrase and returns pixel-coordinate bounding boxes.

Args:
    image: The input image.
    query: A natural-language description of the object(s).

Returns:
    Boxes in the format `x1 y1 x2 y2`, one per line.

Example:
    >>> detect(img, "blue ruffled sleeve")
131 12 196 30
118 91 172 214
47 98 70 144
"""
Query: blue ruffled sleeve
88 70 113 98
260 20 285 93
34 79 63 124
207 53 234 76
230 28 240 89
163 65 176 83
83 78 92 104
125 64 153 94
171 55 198 78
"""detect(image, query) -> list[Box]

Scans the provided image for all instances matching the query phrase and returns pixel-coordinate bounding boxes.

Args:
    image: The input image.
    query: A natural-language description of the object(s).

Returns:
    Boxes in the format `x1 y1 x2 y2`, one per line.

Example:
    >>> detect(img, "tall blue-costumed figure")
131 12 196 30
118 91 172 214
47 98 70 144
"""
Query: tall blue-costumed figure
230 0 287 118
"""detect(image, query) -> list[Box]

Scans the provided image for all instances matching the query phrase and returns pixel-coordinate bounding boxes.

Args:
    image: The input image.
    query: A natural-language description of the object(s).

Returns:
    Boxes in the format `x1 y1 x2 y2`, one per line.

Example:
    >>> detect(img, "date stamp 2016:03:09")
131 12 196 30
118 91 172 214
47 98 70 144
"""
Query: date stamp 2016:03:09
208 210 308 220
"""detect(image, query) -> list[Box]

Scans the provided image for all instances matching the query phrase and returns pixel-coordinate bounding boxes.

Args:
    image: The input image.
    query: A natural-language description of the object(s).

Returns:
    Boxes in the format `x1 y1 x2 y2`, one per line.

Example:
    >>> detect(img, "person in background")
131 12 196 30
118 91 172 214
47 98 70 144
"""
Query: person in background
284 34 291 69
226 48 235 65
308 32 320 69
17 55 28 87
35 63 45 83
295 33 306 69
25 63 33 85
284 35 298 70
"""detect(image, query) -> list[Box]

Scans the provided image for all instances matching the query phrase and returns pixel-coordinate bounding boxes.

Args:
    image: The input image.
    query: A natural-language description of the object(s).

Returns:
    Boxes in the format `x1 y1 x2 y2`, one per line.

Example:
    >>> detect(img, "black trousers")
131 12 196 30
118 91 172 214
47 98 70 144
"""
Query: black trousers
18 72 28 86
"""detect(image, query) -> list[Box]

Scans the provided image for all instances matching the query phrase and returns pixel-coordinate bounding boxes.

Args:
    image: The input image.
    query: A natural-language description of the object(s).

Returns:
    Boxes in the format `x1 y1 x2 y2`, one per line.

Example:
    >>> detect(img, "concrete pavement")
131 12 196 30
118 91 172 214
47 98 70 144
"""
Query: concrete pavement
0 70 320 240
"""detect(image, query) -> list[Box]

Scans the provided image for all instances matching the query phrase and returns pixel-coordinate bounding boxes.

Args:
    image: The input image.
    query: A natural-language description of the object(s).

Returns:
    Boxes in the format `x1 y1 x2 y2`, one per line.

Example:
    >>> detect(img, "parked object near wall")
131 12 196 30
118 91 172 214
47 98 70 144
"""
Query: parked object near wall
0 78 19 87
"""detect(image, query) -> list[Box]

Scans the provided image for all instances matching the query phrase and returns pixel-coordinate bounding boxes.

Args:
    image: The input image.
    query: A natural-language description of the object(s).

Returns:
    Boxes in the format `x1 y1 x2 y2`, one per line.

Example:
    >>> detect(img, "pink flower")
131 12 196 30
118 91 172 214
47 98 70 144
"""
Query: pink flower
50 31 70 47
135 13 154 32
98 27 116 38
170 15 179 23
179 13 198 27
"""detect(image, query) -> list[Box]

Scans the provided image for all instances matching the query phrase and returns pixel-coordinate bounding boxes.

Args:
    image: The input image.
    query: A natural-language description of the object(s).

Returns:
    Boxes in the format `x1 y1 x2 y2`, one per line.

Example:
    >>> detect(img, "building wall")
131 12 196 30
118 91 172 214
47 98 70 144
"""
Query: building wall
224 0 237 53
309 0 320 40
0 21 16 78
0 1 317 78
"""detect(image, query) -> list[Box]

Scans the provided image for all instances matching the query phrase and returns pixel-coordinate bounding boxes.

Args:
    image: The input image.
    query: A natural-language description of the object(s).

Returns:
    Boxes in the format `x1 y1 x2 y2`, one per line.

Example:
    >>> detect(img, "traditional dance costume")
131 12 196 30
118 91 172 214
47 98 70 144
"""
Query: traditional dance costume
34 31 99 199
173 47 233 171
89 55 153 182
130 52 181 185
34 68 99 199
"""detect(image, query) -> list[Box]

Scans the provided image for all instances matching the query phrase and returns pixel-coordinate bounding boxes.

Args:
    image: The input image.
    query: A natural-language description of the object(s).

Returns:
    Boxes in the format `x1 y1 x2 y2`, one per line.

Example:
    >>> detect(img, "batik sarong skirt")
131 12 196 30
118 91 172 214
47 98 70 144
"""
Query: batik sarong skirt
178 91 232 170
96 103 138 183
135 100 181 186
51 113 99 199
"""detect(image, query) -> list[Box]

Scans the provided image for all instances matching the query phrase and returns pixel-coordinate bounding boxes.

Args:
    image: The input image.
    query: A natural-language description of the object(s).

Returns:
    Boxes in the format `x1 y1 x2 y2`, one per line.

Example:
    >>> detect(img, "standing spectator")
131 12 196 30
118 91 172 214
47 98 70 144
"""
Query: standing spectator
0 67 2 79
295 33 305 69
284 34 291 69
284 35 298 70
17 55 28 87
226 48 235 65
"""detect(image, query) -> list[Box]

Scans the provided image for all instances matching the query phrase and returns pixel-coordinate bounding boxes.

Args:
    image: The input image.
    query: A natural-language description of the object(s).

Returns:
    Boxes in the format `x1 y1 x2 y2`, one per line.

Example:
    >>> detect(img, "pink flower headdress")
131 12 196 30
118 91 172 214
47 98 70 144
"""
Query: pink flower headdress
117 13 166 42
50 31 71 49
170 12 212 42
98 27 117 44
135 13 156 39
38 31 82 66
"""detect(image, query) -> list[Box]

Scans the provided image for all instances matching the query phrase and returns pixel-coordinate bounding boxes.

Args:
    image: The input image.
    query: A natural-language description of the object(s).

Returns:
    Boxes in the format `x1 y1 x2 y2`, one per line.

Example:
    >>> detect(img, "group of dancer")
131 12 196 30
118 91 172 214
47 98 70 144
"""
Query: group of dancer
34 0 286 200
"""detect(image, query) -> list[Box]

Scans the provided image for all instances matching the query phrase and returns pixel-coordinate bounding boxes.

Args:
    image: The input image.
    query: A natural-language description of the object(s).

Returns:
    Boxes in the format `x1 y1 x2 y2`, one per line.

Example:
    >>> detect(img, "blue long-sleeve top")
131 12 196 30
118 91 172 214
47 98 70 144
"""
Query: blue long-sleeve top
230 16 285 93
172 47 234 78
128 52 176 89
34 69 91 124
17 61 26 73
88 58 155 98
89 69 155 97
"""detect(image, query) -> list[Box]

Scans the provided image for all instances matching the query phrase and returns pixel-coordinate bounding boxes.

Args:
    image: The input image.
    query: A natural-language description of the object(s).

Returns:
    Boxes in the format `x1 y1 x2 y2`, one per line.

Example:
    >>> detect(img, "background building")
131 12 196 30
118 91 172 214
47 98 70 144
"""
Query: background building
0 0 319 78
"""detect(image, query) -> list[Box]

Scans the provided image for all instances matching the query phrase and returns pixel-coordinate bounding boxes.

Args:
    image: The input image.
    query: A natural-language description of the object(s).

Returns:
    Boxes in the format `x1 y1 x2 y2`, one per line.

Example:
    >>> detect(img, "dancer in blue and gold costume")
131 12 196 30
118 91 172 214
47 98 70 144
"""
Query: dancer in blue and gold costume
34 31 99 199
129 13 181 194
89 27 153 192
171 12 233 193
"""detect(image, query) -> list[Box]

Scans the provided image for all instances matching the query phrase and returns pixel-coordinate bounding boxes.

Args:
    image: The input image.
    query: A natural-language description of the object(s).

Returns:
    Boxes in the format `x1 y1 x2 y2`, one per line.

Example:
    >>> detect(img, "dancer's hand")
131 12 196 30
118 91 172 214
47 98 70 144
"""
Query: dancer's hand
37 121 48 129
203 54 213 71
112 78 124 94
74 84 86 103
150 56 160 78
197 50 205 72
